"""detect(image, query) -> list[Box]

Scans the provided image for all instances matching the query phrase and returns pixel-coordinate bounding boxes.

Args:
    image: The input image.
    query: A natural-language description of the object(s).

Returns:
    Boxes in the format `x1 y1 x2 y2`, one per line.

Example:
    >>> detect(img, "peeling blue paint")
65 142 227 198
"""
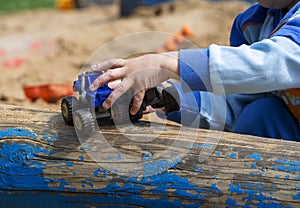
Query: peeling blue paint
79 156 84 161
226 197 243 207
0 128 78 193
247 153 262 161
0 128 37 139
211 183 222 194
143 152 153 161
42 134 57 144
273 165 300 174
226 152 237 159
134 171 221 200
79 146 92 151
143 158 181 176
81 178 94 189
63 161 74 167
195 168 203 173
228 183 279 207
93 168 107 178
215 151 221 157
257 172 263 177
251 162 257 168
275 159 300 166
201 144 211 149
0 190 204 208
1 127 299 207
99 182 144 194
293 192 300 200
256 201 284 208
0 141 56 191
272 159 300 174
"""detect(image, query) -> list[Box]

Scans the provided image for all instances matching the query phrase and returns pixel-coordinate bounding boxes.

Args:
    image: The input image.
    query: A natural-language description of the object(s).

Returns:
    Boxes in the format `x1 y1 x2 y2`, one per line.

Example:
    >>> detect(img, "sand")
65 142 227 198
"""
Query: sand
0 0 250 110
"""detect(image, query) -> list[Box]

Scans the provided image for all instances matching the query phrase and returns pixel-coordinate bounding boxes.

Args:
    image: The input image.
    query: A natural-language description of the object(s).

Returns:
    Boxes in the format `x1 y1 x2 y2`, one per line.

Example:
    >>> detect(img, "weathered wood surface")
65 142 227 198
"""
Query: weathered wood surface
0 104 300 207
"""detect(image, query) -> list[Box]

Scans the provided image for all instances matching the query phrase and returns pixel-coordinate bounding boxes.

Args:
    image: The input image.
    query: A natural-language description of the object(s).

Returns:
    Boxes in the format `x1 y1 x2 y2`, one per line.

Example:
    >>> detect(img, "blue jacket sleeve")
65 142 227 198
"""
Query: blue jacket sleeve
179 48 212 92
179 3 300 95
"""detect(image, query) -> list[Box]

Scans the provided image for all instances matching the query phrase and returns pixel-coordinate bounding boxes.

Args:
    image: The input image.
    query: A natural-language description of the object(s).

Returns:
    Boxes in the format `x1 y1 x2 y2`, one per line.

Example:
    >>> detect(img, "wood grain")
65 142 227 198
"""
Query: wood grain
0 104 299 207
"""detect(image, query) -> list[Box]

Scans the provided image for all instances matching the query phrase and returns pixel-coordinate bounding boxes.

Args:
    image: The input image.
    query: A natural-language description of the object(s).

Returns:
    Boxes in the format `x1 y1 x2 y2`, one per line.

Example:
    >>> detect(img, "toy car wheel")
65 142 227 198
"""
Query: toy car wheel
61 96 77 126
129 103 143 122
162 86 180 113
111 94 143 125
73 108 95 137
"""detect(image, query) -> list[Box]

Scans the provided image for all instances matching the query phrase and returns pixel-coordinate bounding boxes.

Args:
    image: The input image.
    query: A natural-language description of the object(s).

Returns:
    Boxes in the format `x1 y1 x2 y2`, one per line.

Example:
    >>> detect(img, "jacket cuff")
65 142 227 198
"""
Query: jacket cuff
179 48 212 92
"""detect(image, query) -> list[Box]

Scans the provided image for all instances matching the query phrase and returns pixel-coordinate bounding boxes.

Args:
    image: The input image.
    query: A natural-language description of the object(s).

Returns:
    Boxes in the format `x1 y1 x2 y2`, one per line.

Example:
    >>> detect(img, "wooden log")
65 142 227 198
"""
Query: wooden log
0 104 300 207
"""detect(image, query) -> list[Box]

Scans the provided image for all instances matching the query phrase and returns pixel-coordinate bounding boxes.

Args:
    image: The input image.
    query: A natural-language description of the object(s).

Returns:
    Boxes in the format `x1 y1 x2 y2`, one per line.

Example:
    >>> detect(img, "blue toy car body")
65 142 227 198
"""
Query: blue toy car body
73 72 112 107
61 71 179 136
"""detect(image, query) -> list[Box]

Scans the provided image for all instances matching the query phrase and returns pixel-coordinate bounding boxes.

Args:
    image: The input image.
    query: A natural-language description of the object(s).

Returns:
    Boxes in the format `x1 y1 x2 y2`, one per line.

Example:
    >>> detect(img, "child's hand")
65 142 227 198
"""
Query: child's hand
89 52 179 115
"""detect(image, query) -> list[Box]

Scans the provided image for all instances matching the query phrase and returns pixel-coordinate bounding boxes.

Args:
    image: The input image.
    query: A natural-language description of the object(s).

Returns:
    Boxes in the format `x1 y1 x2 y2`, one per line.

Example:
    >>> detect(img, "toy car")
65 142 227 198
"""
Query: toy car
61 71 179 136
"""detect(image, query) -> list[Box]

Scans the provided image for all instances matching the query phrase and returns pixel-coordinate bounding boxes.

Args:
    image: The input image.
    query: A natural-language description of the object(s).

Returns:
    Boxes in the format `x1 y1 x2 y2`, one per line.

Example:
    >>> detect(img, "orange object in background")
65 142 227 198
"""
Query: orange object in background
56 0 74 10
173 31 184 44
23 84 73 103
40 84 73 103
164 37 178 51
181 24 194 37
23 86 41 102
157 25 194 53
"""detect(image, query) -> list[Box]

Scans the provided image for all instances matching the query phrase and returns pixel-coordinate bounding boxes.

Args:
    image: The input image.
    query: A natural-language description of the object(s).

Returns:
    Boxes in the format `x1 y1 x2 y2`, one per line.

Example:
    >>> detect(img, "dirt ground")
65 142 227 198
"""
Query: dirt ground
0 0 250 110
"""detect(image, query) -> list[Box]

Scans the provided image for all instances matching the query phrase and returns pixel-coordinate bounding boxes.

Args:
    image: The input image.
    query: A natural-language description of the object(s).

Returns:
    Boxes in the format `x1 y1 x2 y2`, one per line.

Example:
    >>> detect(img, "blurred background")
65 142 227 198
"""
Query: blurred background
0 0 254 109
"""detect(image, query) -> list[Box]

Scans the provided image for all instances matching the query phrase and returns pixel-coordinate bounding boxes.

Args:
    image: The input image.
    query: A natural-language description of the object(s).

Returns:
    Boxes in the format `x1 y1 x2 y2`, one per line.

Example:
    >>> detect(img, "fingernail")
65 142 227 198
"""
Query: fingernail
103 100 110 109
89 84 96 91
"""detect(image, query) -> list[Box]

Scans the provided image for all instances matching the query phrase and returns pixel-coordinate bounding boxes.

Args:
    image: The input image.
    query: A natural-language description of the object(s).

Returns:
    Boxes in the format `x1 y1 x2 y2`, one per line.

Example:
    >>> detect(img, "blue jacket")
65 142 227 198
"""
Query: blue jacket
169 2 300 130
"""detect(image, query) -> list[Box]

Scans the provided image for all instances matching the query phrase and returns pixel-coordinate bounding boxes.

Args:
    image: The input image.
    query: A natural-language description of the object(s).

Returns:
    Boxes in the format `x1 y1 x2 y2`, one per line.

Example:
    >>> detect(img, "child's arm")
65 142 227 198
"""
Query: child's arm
180 4 300 95
179 36 300 95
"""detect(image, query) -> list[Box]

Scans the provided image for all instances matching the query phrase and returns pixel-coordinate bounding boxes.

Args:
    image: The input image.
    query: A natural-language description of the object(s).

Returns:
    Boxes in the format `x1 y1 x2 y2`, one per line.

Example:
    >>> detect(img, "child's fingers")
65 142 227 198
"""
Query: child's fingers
91 59 126 72
102 78 133 109
89 67 126 91
143 106 157 114
108 79 122 89
130 90 145 115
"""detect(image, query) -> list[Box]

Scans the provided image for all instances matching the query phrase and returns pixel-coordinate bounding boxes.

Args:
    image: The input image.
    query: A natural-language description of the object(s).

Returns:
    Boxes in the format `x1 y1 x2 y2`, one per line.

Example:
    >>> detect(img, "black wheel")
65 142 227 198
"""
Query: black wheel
111 94 143 125
129 103 143 122
73 108 95 136
61 96 77 126
162 86 180 113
